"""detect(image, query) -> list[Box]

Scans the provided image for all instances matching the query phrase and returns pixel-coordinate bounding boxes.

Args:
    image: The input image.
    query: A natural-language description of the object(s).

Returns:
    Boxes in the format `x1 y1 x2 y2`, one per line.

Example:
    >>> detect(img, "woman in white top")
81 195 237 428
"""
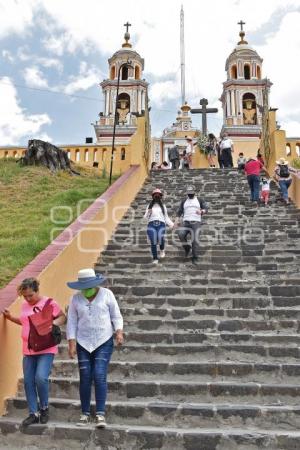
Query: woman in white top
67 269 123 428
144 188 174 264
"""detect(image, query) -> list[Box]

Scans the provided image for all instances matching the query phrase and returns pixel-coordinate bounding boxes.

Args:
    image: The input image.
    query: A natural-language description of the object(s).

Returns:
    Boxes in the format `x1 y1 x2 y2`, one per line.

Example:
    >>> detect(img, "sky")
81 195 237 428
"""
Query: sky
0 0 300 146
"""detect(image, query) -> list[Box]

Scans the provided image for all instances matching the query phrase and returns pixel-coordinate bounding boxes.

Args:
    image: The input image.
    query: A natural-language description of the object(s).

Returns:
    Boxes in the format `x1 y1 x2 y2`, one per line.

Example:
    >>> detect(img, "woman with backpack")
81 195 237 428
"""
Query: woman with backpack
144 188 174 264
3 278 66 427
274 157 299 204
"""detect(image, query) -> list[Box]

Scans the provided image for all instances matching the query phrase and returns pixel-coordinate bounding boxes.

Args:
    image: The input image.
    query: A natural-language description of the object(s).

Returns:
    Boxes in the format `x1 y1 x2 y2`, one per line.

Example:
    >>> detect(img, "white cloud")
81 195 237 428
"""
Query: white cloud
0 0 36 39
63 62 103 95
23 66 49 88
2 50 14 63
0 77 51 145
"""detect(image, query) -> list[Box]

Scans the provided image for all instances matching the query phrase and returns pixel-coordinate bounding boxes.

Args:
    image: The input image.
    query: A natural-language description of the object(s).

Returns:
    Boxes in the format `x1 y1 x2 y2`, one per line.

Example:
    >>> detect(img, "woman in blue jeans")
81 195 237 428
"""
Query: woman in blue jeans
144 188 174 264
3 278 66 427
66 268 124 428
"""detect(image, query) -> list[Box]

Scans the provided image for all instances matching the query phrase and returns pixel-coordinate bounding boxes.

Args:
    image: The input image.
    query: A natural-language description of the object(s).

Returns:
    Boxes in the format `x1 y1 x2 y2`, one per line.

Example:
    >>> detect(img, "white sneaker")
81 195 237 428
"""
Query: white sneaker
152 259 159 264
95 415 106 428
160 250 166 258
76 414 90 426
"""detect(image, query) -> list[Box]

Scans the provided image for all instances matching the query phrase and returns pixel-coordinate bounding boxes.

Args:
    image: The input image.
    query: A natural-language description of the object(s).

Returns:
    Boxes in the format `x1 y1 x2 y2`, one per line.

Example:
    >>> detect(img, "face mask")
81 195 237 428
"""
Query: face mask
81 288 97 299
188 194 195 199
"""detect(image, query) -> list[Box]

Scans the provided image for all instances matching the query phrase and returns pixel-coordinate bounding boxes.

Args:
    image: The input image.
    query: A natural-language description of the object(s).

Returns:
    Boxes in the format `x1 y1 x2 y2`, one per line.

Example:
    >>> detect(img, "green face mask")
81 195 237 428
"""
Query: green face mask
81 288 97 299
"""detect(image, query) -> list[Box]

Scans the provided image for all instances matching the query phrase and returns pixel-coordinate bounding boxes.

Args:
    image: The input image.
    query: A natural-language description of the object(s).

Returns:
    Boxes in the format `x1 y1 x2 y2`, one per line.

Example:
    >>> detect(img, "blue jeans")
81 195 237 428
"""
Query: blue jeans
76 337 114 416
247 174 260 201
279 179 292 201
147 221 166 260
23 353 54 414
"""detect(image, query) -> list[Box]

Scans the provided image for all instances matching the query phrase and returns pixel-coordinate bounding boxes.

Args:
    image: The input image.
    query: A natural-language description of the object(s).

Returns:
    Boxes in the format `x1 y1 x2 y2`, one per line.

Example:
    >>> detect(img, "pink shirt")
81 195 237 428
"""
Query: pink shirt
244 160 263 176
19 296 62 355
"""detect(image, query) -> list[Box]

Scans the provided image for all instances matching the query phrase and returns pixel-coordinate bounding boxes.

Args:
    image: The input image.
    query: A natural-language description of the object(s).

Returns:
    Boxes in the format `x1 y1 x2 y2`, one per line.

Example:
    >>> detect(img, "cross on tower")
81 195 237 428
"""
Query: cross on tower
124 22 132 33
238 20 245 32
190 98 218 136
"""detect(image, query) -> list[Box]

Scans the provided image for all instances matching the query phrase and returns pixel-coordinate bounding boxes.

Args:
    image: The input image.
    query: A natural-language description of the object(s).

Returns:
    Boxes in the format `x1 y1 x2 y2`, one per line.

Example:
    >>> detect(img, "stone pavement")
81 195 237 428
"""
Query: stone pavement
1 168 300 449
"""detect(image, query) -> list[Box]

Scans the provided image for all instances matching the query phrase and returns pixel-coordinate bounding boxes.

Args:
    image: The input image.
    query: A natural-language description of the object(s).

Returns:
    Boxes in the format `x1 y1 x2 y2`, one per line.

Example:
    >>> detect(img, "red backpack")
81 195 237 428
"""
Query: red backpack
28 298 61 352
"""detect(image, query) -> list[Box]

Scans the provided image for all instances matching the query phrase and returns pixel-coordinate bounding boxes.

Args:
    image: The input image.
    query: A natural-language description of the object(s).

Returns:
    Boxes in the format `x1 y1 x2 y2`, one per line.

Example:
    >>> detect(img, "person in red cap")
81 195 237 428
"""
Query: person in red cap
144 188 174 264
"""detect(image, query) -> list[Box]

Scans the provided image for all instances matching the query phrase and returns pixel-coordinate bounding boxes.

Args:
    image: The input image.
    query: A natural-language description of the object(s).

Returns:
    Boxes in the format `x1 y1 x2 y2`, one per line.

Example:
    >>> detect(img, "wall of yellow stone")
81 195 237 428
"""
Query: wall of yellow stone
0 116 149 177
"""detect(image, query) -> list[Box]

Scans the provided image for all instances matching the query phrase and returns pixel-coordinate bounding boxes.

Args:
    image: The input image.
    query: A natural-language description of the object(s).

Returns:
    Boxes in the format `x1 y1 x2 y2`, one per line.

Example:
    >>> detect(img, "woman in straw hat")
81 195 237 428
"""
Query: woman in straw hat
274 157 299 204
66 269 123 428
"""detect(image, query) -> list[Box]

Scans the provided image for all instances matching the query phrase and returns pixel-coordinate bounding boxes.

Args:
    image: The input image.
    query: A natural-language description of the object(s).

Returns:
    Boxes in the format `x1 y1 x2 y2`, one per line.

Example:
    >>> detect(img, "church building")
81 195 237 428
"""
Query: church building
220 22 272 159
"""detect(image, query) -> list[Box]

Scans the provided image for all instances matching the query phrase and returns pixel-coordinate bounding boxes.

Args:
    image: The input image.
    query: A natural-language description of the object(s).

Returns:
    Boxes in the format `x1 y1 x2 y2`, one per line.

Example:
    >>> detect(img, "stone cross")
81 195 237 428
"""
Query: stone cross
191 98 218 136
238 20 245 31
124 22 132 33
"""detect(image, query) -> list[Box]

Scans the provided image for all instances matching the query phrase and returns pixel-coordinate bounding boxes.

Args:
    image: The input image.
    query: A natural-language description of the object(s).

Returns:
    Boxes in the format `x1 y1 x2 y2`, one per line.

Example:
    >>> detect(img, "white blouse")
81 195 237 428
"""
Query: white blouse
144 204 174 227
66 287 123 352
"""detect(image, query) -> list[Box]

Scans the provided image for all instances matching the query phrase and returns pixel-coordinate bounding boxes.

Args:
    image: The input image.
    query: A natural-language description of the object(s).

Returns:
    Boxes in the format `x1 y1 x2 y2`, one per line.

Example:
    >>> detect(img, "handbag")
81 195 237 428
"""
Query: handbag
28 298 62 352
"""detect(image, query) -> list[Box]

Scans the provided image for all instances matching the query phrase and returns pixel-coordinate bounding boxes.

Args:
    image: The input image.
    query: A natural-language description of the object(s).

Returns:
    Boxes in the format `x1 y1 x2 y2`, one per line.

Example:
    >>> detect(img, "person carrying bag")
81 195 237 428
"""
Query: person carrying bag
3 278 66 427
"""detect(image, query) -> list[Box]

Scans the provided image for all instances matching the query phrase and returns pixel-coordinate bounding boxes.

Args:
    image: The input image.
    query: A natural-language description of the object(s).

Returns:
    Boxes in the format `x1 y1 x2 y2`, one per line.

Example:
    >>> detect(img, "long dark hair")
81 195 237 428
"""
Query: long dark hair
148 196 165 215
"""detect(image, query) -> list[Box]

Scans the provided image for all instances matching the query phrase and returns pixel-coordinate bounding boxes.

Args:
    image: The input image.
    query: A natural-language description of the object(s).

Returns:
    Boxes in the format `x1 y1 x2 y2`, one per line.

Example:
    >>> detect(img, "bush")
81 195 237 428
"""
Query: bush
291 158 300 169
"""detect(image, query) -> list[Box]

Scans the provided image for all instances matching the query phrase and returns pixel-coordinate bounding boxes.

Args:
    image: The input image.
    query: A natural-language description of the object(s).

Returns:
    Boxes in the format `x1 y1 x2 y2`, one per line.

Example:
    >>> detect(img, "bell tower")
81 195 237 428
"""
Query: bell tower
94 24 149 145
220 22 272 155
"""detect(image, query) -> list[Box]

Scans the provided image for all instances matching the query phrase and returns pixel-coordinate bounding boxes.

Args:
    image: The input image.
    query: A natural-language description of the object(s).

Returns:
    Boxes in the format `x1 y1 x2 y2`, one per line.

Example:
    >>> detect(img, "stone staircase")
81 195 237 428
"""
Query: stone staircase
1 168 300 449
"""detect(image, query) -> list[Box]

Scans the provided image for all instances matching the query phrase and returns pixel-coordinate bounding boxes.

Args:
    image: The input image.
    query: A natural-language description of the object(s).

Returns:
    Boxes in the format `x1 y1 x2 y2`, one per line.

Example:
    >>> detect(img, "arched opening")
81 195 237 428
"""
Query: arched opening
135 66 140 80
22 150 26 156
244 64 251 80
296 144 300 156
102 148 107 161
84 149 89 162
4 151 8 158
75 149 80 162
257 66 261 79
231 65 237 79
116 93 130 124
121 148 126 160
110 65 116 80
93 149 98 161
13 151 18 158
286 144 291 156
121 66 128 80
242 93 257 125
67 150 70 159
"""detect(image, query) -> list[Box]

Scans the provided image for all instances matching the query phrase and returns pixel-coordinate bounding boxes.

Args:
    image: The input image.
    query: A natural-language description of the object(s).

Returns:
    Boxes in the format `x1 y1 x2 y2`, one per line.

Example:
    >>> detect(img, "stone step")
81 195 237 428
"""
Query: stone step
52 360 300 384
114 296 300 310
6 398 300 429
0 418 299 450
118 307 300 320
17 378 300 405
57 343 300 363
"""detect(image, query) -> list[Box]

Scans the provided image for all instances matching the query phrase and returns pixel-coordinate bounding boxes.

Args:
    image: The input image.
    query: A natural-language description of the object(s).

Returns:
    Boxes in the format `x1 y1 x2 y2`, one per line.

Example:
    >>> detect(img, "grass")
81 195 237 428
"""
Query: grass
0 159 114 288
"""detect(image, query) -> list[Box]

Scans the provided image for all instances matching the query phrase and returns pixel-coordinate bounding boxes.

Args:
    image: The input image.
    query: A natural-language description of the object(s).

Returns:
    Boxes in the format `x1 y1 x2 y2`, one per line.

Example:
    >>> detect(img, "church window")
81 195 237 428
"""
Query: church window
75 149 80 162
121 148 126 160
84 149 89 162
93 149 98 161
231 65 237 79
110 65 116 80
135 66 140 80
286 144 291 156
121 66 128 80
244 64 251 80
296 144 300 156
257 66 261 79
